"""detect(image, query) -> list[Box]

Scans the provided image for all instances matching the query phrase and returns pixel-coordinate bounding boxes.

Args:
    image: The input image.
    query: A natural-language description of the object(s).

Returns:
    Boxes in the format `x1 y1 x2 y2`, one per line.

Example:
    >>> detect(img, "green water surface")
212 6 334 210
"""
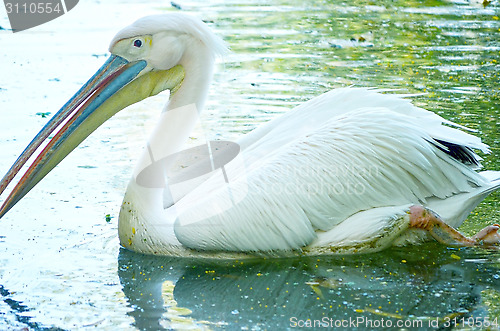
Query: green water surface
0 0 499 330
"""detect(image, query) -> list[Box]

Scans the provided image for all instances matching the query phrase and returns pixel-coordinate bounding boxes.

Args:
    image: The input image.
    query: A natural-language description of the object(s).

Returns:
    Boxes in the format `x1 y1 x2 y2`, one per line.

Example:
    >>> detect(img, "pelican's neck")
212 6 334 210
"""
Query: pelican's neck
118 42 217 253
145 42 216 164
167 43 215 114
147 42 215 158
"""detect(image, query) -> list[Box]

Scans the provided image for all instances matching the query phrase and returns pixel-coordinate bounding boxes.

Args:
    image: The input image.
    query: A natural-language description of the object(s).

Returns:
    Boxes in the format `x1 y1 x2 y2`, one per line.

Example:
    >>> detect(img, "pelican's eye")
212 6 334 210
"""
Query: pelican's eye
133 39 143 48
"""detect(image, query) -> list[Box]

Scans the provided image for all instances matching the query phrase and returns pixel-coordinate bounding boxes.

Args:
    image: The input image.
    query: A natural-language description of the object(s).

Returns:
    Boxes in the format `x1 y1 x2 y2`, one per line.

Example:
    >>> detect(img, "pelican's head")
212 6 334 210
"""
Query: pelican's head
0 13 226 218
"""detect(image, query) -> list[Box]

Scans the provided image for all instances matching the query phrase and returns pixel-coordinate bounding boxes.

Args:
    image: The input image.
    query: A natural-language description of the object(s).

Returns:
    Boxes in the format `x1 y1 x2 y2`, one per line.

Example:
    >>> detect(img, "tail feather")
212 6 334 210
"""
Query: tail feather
480 170 500 183
426 172 500 229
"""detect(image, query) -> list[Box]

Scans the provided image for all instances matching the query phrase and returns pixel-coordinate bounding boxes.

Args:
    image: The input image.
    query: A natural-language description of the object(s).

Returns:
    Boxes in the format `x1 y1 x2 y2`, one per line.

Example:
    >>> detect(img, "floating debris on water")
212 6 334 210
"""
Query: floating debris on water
35 112 51 118
171 1 182 10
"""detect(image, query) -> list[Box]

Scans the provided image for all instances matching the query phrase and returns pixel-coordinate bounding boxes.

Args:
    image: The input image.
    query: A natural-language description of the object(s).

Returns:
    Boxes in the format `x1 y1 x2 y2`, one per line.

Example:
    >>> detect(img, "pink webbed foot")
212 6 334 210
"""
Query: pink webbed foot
408 205 499 247
472 224 500 245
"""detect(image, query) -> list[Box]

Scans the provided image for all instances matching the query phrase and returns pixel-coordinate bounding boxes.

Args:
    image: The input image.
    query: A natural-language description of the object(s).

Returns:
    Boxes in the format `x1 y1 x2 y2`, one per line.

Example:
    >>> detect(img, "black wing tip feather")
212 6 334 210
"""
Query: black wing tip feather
432 139 481 167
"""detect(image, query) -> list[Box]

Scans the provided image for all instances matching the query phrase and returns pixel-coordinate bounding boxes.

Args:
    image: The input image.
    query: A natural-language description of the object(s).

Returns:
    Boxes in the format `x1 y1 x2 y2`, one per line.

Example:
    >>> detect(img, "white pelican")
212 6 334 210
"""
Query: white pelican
0 13 499 257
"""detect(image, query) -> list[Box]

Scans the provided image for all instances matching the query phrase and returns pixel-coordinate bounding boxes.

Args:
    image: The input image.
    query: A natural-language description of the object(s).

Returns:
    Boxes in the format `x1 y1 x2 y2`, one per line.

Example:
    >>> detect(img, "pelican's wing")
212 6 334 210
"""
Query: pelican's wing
172 88 489 252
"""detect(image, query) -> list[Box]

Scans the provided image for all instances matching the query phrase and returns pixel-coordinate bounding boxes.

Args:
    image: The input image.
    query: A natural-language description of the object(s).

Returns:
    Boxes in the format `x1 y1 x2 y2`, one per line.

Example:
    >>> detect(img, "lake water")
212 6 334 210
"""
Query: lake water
0 0 499 329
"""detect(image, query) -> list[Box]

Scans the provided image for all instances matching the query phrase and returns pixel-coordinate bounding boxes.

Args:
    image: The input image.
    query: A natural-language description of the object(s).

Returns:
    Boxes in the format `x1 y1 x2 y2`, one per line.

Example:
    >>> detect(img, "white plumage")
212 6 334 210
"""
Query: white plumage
1 13 499 257
118 83 498 256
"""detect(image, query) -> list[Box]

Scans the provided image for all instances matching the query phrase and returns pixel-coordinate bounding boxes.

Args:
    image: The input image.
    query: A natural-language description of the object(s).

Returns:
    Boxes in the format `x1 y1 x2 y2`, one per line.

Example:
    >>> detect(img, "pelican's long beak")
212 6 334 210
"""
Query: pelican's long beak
0 54 184 218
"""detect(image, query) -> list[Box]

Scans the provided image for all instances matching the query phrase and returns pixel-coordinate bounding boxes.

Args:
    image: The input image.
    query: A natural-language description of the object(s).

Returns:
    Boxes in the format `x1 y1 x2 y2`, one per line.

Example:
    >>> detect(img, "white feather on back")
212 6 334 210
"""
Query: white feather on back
172 88 488 252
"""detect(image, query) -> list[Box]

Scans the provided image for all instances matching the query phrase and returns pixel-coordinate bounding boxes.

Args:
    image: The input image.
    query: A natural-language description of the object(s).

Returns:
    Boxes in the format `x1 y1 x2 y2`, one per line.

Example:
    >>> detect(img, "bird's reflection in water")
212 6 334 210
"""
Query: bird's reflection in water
118 245 500 330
